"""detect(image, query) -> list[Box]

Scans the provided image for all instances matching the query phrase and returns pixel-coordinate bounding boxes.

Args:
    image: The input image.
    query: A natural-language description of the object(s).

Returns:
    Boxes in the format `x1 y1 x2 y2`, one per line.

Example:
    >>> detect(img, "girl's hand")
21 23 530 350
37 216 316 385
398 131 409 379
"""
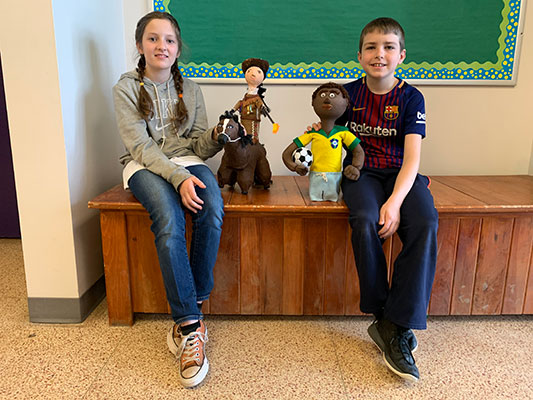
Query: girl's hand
179 176 206 213
378 199 401 239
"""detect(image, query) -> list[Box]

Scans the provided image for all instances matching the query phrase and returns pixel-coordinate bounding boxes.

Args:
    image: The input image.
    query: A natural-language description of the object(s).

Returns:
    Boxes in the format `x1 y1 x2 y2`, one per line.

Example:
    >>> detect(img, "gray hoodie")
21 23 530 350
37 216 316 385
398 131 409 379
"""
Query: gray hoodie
112 71 223 190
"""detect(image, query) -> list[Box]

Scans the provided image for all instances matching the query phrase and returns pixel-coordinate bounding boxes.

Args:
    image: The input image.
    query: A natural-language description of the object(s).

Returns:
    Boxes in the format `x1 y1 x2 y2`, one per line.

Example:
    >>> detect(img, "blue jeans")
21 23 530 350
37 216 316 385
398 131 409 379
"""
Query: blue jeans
341 168 438 329
128 165 224 325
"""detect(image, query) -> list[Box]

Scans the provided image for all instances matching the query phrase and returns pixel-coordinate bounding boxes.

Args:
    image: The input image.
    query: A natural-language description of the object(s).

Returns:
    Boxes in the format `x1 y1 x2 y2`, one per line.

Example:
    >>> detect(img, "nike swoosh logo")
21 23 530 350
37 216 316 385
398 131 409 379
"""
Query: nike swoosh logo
155 122 172 131
353 107 366 111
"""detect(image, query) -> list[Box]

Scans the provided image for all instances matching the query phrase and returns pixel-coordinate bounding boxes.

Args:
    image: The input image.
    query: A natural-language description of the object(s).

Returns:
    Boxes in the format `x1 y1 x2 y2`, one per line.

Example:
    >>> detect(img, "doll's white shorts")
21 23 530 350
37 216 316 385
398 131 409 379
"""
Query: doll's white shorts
309 171 342 202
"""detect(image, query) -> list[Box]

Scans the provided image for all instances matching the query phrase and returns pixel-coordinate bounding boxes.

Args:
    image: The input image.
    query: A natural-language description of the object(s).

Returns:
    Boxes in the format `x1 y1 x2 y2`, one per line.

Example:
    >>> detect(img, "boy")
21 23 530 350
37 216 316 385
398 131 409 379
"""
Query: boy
338 17 438 382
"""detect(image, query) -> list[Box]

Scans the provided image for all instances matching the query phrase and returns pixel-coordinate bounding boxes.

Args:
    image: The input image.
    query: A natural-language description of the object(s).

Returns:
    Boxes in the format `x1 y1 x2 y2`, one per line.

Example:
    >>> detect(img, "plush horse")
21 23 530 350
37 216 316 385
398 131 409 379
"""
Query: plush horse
216 110 272 194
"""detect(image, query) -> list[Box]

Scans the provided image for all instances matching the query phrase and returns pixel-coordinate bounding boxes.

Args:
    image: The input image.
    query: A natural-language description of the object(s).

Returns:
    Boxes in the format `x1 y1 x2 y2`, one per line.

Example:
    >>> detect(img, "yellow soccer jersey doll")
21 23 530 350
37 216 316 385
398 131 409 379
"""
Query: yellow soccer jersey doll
282 82 364 201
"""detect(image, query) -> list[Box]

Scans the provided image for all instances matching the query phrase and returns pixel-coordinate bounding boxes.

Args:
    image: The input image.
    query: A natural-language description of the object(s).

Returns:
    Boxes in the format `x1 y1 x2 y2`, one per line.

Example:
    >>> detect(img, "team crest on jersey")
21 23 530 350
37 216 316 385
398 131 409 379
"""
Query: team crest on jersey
330 138 339 149
384 105 399 120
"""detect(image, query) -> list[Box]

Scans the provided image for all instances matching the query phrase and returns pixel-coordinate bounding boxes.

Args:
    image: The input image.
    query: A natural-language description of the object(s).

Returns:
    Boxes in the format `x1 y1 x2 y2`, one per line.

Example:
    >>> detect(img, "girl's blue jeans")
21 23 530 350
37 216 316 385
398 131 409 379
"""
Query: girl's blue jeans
128 165 224 325
341 167 438 330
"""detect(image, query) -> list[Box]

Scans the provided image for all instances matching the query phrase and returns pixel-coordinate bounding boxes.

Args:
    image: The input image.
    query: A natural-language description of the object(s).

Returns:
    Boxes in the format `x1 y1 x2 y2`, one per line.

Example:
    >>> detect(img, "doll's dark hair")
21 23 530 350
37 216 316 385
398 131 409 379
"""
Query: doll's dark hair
359 17 405 52
311 82 350 103
135 11 188 128
241 58 269 76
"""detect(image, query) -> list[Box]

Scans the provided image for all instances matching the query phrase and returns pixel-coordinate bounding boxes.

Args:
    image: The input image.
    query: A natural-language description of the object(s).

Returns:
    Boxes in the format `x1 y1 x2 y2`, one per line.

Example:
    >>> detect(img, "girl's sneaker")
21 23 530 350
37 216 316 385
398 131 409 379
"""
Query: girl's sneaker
167 321 209 388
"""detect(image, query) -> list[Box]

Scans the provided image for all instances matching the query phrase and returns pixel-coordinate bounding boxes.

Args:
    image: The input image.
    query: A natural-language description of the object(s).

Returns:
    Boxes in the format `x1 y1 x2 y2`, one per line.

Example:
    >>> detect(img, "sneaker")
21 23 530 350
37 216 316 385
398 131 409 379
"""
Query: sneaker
167 320 209 388
367 319 420 382
368 319 418 353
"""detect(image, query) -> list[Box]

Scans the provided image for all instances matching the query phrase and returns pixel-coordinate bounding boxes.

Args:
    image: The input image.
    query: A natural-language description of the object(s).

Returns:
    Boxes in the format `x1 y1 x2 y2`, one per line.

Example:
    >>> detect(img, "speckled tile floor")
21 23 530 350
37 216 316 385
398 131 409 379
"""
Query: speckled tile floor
1 238 532 399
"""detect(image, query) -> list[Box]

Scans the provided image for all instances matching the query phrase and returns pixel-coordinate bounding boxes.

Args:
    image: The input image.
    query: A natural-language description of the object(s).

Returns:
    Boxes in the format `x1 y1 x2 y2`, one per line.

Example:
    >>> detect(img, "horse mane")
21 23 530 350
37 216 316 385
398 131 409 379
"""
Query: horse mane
220 110 253 148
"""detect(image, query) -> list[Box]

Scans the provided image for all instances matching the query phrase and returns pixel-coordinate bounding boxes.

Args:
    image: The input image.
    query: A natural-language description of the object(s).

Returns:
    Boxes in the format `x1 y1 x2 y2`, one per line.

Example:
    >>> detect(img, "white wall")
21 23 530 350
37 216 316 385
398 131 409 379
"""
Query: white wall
52 0 126 295
124 2 533 177
123 1 153 70
1 1 77 298
0 0 125 300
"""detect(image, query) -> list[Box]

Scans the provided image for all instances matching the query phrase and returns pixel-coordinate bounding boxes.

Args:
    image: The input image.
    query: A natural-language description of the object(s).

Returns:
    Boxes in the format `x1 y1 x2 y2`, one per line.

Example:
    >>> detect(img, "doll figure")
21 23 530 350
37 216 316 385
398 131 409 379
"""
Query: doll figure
233 58 279 144
282 82 364 202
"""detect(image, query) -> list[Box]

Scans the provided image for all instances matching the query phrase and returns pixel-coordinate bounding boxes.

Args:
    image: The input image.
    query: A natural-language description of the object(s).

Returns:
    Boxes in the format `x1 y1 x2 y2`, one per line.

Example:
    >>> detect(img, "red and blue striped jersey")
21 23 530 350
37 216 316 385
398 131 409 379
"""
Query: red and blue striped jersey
339 77 426 169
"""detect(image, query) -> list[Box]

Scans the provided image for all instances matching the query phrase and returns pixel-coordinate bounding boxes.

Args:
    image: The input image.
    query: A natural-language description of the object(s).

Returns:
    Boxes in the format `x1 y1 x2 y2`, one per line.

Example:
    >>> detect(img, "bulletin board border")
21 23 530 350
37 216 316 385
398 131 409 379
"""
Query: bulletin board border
153 0 526 85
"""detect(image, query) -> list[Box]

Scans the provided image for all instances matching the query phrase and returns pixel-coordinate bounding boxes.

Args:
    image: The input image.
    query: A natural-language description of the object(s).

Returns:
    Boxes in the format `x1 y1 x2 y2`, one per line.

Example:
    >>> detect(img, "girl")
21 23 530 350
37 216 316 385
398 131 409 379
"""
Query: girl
112 11 224 388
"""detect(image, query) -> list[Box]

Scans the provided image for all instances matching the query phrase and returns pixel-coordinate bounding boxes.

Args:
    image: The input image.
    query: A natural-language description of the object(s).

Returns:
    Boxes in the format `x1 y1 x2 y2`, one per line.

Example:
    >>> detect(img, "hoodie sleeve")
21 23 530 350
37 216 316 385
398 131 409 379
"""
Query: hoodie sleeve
112 82 193 191
179 81 223 159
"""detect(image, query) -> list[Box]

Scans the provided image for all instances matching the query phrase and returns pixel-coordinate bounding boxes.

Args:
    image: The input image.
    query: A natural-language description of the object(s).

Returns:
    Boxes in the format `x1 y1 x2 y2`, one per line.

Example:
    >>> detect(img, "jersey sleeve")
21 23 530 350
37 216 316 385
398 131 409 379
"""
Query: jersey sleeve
294 133 313 148
342 130 361 151
403 88 426 138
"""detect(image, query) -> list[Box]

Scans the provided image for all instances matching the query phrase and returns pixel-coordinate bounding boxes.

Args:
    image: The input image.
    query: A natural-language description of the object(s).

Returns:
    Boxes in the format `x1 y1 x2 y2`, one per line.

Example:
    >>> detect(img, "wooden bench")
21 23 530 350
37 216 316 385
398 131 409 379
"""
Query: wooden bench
88 175 533 325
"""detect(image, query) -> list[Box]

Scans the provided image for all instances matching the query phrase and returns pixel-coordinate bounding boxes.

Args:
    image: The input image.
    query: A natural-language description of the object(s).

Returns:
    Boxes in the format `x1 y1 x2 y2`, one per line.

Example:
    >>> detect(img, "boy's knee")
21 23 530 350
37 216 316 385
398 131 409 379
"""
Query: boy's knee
348 210 378 232
409 210 438 237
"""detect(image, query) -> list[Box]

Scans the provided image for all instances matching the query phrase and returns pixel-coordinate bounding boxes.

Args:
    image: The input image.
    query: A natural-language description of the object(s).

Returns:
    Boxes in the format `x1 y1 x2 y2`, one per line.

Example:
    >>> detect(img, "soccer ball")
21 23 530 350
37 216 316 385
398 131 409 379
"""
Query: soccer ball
292 147 313 168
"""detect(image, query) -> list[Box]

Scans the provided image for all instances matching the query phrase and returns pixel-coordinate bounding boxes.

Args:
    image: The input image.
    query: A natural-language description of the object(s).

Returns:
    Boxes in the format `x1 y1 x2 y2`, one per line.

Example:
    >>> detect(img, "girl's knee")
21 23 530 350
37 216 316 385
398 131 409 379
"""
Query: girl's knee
152 208 186 237
197 195 224 228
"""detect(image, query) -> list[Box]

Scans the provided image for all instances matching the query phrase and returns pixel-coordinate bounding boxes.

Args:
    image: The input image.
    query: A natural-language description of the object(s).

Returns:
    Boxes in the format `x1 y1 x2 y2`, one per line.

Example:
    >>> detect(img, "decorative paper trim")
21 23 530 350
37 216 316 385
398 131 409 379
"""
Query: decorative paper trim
153 0 523 83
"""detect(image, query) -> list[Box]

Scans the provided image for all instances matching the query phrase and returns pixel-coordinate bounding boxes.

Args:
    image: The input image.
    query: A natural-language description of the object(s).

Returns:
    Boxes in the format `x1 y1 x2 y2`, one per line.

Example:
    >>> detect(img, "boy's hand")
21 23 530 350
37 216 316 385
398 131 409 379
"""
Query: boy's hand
343 165 360 181
179 176 206 213
305 122 321 133
378 200 401 239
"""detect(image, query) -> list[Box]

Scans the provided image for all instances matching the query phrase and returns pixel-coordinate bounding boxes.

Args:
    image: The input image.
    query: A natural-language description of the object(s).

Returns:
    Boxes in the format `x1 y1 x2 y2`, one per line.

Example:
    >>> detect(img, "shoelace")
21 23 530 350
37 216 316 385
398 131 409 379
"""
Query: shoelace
179 331 208 368
394 331 415 365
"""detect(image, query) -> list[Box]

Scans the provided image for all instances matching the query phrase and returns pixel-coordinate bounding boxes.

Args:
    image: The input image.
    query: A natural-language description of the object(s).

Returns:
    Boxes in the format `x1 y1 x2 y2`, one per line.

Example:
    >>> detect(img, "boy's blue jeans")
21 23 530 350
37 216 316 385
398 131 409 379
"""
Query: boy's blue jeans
128 165 224 325
341 167 438 330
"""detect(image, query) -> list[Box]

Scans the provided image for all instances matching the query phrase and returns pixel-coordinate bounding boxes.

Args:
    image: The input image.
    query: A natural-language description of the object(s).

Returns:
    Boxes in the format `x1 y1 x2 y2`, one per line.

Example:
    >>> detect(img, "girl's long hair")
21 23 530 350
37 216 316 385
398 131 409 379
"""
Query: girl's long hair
135 11 188 129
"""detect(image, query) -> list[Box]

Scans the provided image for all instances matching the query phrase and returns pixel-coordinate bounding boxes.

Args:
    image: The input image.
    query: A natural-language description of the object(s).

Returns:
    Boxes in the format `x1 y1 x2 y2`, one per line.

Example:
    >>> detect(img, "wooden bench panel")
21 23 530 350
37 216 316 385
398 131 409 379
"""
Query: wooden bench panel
450 218 482 315
210 217 240 314
429 218 459 315
282 218 304 315
432 175 533 213
524 243 533 314
127 213 169 314
99 211 133 325
503 216 533 314
472 217 514 314
324 218 349 315
89 175 533 325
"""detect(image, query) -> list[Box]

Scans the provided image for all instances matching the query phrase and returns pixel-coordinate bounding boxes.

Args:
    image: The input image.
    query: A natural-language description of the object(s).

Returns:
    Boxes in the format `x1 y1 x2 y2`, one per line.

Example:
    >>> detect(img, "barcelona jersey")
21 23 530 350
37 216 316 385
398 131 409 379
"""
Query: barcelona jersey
338 77 426 169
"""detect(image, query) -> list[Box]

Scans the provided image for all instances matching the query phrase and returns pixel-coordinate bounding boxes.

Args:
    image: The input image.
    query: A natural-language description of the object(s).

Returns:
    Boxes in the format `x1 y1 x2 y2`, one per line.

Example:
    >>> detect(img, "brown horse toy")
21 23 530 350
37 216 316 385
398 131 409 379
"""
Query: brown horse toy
216 110 272 194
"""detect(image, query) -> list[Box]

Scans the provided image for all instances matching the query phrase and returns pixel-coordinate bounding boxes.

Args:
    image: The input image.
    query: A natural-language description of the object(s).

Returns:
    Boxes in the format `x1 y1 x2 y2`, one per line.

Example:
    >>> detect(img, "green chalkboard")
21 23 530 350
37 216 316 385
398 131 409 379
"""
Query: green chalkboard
153 0 525 84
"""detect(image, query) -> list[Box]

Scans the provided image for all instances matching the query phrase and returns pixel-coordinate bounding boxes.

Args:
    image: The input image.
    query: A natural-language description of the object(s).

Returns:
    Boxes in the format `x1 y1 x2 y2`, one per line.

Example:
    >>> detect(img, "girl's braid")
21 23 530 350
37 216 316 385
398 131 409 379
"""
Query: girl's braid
171 61 188 129
136 55 154 120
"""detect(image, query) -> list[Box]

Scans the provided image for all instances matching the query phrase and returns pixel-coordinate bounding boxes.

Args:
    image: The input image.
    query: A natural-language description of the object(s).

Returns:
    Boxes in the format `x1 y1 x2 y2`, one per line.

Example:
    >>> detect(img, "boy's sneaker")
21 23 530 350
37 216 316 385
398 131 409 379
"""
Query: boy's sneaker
368 319 418 352
367 319 419 382
167 320 209 388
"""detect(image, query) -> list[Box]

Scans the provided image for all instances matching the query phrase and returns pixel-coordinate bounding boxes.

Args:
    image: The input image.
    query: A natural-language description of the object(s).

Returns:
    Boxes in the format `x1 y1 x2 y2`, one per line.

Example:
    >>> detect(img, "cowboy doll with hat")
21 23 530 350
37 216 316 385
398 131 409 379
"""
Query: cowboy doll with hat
233 58 279 144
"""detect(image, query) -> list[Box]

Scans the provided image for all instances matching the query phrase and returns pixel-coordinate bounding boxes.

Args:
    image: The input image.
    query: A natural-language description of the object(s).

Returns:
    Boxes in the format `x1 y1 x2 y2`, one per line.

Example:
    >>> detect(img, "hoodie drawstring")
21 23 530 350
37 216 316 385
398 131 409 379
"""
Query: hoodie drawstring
152 80 176 149
152 82 166 149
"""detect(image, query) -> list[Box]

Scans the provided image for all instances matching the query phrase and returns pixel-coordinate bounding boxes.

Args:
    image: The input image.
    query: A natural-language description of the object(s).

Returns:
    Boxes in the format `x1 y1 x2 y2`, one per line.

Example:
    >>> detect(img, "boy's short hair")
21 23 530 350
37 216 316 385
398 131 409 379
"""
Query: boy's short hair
359 17 405 51
311 82 349 102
